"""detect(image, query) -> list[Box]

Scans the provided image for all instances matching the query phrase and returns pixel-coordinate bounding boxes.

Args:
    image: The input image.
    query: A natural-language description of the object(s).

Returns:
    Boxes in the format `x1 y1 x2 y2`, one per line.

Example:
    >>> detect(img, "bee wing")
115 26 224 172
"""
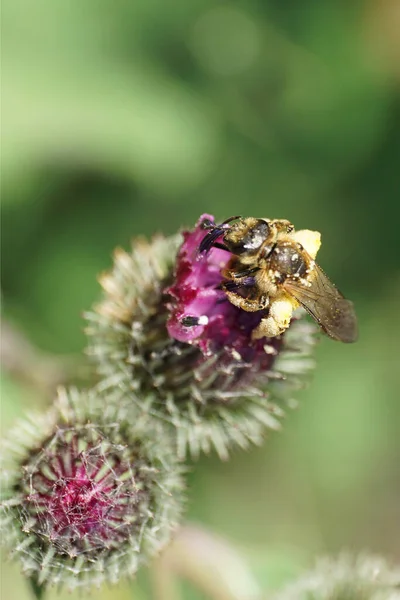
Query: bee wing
283 262 358 343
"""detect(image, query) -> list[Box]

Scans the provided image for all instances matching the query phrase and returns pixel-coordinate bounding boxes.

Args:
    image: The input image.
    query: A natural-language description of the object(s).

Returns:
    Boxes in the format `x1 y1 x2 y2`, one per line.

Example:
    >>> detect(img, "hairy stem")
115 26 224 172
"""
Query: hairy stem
152 524 262 600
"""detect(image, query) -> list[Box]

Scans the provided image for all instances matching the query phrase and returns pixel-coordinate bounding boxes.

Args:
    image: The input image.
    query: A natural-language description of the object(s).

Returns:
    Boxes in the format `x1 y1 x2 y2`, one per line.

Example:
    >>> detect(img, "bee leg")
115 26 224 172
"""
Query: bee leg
212 242 231 252
221 266 259 281
224 288 269 312
252 297 294 339
252 317 285 339
231 267 260 279
222 277 256 291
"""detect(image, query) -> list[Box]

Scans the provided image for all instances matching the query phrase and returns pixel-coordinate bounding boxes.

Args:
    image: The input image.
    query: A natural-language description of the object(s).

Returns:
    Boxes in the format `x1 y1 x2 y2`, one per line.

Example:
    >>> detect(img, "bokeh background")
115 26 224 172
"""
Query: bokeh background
2 1 400 598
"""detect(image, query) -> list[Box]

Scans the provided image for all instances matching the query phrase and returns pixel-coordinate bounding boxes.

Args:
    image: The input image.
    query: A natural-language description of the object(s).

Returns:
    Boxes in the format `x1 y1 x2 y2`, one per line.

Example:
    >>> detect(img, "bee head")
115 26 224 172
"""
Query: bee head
224 218 270 255
199 215 241 253
199 217 271 256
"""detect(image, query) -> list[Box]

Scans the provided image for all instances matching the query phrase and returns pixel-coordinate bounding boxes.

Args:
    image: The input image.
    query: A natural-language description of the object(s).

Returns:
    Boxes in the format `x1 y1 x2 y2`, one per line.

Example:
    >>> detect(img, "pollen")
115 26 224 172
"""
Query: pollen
291 229 321 260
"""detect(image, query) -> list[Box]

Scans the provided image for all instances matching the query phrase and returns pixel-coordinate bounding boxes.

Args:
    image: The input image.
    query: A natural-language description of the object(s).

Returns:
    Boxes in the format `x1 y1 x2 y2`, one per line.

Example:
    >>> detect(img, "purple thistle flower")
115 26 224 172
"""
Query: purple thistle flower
85 215 317 459
23 429 139 555
165 213 283 375
0 388 185 591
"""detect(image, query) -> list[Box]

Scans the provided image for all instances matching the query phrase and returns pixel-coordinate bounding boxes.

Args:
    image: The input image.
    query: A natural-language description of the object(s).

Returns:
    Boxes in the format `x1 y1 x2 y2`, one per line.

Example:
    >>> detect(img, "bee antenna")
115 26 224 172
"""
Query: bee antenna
222 215 242 225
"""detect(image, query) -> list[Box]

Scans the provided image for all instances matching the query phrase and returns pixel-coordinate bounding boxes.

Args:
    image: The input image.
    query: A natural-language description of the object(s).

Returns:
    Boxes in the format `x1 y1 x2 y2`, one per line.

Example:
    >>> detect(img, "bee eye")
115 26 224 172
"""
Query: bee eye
270 245 307 277
228 220 269 254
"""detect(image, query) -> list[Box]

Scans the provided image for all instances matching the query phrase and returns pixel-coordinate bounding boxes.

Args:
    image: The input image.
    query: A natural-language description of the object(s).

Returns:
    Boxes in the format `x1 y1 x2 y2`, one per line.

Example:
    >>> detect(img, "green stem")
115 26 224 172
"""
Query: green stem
151 558 182 600
152 524 262 600
28 576 45 600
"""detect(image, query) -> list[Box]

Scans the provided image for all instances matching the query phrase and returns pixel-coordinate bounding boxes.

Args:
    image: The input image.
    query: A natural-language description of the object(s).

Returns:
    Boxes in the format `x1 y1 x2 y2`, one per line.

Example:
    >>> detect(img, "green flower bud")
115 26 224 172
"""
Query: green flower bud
274 554 400 600
0 387 185 591
85 216 317 459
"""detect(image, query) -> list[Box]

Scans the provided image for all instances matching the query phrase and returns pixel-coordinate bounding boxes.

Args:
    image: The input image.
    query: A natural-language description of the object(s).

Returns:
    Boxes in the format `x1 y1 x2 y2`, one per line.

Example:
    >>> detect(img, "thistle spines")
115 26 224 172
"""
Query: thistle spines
273 553 400 600
84 217 319 459
0 387 185 591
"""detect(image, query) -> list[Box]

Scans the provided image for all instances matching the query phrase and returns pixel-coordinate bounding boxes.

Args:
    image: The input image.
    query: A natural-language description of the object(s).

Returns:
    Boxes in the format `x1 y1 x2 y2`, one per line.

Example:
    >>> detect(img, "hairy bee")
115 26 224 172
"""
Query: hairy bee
198 216 358 342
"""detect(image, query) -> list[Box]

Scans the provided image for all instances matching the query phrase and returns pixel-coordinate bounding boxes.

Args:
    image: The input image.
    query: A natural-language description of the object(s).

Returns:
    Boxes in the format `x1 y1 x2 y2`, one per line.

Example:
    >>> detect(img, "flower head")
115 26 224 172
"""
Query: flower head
165 214 282 366
85 215 317 459
273 553 400 600
0 388 185 591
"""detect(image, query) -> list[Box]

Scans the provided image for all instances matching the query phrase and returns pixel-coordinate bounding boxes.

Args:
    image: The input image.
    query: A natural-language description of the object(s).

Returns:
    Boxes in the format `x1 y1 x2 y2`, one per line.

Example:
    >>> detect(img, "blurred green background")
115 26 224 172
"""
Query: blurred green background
2 0 400 598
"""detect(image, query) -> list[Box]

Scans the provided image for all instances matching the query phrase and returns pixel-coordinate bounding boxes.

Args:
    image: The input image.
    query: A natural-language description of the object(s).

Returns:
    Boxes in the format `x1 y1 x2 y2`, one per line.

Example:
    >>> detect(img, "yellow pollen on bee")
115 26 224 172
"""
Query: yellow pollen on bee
291 230 321 260
252 294 298 339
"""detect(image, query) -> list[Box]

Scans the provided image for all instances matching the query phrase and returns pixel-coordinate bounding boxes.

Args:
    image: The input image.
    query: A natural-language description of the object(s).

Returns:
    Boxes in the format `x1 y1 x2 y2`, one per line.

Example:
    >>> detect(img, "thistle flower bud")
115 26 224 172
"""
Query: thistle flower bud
274 554 400 600
85 215 317 459
0 388 185 591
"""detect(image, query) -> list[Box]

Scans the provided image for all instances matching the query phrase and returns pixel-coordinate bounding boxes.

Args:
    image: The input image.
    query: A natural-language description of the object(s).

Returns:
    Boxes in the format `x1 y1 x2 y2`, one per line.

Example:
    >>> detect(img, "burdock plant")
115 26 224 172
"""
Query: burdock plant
3 214 378 599
273 553 400 600
0 387 185 593
85 214 317 459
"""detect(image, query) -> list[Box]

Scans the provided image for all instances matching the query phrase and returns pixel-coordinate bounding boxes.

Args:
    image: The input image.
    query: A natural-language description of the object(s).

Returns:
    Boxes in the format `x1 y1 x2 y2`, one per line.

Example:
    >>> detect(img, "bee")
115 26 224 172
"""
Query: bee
197 216 358 343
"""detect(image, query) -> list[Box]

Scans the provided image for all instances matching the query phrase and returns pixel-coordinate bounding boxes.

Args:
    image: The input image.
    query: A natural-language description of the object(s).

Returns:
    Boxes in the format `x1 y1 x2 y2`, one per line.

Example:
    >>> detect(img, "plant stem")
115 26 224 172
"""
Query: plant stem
28 576 45 600
151 524 262 600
